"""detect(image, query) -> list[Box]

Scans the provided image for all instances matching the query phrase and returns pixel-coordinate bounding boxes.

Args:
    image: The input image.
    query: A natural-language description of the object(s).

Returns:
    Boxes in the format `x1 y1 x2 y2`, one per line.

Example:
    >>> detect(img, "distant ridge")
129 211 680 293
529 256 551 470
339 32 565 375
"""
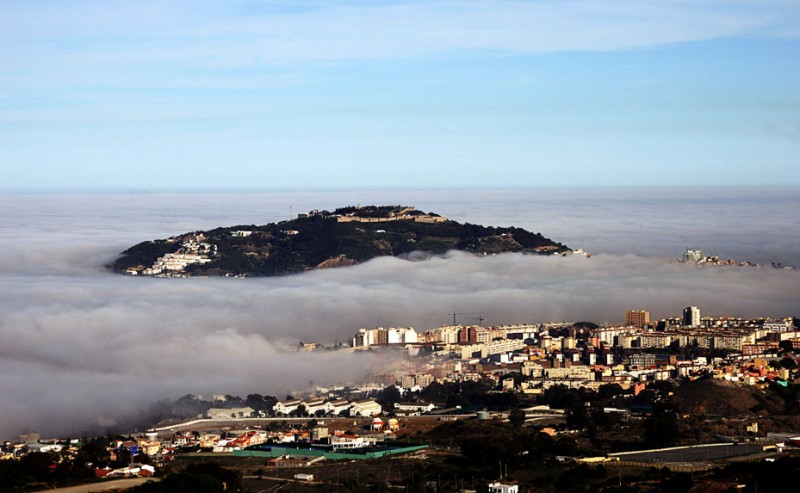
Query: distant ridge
110 205 570 277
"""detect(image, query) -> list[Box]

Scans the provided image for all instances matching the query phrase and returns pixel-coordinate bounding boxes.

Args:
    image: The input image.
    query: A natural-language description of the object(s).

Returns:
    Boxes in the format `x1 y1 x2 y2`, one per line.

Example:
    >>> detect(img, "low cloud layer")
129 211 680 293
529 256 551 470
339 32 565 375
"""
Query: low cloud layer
0 189 798 439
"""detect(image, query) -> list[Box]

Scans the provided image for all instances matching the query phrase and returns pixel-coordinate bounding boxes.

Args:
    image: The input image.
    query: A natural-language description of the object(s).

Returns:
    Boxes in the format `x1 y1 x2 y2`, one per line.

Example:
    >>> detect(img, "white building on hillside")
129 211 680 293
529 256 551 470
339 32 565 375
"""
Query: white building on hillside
304 399 328 415
352 327 418 347
387 327 418 344
207 407 255 419
489 481 519 493
325 399 351 416
349 399 382 417
273 399 302 415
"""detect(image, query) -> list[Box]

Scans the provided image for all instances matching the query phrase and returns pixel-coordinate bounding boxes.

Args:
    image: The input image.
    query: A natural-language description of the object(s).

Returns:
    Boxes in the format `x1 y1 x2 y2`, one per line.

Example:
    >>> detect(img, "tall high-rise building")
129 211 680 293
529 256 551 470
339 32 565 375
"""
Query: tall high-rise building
683 306 700 327
625 310 650 328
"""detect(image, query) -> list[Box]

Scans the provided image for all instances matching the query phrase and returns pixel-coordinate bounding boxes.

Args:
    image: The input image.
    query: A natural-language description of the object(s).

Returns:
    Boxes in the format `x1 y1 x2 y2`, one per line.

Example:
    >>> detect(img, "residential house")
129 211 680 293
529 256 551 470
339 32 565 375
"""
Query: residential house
304 399 328 416
225 430 267 450
488 481 519 493
325 399 351 416
349 399 382 417
207 407 255 419
199 434 221 449
329 432 367 450
394 402 436 414
273 399 302 416
135 438 161 456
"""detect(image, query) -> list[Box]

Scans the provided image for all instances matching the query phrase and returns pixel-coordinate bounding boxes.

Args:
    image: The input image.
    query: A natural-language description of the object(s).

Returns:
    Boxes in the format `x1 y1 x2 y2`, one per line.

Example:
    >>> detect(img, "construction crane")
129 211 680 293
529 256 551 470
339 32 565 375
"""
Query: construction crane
448 311 485 326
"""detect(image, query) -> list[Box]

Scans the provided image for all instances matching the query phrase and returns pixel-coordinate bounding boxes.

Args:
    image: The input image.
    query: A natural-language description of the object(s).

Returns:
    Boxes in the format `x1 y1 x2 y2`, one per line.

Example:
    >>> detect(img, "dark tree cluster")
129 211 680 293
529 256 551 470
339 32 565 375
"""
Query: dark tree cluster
0 437 148 493
128 462 240 493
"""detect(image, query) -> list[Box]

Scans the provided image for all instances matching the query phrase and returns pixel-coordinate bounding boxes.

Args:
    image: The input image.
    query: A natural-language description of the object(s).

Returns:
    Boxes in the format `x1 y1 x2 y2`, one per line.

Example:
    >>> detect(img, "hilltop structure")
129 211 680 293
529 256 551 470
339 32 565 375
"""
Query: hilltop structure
111 205 569 277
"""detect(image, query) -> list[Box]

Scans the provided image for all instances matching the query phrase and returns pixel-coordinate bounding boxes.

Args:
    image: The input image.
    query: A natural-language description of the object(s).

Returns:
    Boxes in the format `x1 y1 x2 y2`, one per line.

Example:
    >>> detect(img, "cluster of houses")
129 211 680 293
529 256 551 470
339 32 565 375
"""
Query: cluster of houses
3 420 405 468
1 393 441 465
679 248 765 267
95 463 155 479
168 417 403 454
206 396 439 421
1 433 68 461
592 320 799 353
1 434 166 479
347 314 798 396
271 397 382 417
126 234 216 276
203 397 383 420
5 310 796 478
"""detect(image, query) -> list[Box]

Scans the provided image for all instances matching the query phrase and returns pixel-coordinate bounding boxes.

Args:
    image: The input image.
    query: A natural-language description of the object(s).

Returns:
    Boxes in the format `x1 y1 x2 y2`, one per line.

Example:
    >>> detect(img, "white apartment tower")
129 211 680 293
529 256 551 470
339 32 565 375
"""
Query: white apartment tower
683 306 700 327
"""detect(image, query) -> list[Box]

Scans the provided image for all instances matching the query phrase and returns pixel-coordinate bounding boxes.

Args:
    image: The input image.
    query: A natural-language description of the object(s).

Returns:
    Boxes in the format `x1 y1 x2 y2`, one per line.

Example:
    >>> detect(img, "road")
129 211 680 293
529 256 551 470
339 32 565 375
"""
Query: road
612 443 764 462
30 477 158 493
150 414 471 436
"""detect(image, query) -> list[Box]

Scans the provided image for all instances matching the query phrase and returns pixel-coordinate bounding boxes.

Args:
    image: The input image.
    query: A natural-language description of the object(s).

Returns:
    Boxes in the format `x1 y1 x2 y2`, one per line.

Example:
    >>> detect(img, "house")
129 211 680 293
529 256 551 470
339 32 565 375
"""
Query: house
212 439 230 453
349 399 382 417
207 407 255 419
488 481 519 493
329 432 367 450
304 399 328 416
121 440 139 457
199 433 221 449
273 399 302 415
394 402 436 414
226 430 267 450
135 437 161 456
25 443 62 454
104 463 156 478
325 399 351 416
172 432 198 447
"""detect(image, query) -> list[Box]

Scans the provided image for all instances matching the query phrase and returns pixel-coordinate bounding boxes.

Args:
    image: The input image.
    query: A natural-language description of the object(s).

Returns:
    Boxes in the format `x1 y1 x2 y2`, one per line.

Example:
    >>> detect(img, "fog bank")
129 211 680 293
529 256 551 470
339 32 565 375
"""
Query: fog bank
0 188 798 439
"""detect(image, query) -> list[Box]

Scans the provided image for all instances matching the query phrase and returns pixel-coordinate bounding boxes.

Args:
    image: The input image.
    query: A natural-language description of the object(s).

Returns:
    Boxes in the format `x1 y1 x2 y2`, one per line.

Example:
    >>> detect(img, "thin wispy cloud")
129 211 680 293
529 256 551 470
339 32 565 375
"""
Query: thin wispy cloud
2 2 798 190
3 1 797 76
30 2 800 45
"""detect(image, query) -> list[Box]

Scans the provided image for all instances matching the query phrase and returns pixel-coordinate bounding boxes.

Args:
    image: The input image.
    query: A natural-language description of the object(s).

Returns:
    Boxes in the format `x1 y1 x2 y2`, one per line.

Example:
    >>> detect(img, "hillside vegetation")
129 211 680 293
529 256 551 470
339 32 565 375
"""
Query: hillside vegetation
110 205 569 277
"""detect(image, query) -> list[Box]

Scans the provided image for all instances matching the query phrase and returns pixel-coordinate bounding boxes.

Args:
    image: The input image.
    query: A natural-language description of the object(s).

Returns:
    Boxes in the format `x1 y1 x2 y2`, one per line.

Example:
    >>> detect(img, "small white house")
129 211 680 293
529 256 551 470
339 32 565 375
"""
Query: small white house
26 443 62 454
207 407 255 419
488 481 519 493
394 402 435 414
325 399 351 415
304 399 328 415
330 433 367 450
273 399 302 415
349 399 382 417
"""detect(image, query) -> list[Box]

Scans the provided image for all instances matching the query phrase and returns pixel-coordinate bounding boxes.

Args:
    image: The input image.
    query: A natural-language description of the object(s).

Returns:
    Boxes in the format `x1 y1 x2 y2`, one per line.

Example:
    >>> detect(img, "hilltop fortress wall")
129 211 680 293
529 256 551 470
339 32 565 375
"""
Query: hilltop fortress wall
336 214 448 224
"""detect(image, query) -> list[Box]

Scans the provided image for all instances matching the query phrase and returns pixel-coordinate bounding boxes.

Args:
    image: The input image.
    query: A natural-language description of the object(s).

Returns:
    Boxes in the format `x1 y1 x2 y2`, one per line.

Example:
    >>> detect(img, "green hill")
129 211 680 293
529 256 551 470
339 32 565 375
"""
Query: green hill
109 205 570 277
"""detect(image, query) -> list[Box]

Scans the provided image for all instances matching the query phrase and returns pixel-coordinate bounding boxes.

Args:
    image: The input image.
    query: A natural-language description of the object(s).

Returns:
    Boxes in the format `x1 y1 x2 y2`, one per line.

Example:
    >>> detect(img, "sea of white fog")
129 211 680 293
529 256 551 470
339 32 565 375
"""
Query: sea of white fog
0 187 798 439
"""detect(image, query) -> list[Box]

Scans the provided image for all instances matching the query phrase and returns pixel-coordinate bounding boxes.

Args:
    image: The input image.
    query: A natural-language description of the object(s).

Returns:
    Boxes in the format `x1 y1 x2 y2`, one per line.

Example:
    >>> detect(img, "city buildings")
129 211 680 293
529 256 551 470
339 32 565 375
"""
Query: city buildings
625 309 650 328
684 306 701 327
352 327 418 347
683 249 704 262
4 305 796 471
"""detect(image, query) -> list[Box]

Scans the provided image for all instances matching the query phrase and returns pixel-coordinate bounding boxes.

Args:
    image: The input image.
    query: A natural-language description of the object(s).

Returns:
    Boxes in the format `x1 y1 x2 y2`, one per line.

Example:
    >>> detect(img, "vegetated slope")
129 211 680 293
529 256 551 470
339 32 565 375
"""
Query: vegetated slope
672 379 784 416
110 205 570 277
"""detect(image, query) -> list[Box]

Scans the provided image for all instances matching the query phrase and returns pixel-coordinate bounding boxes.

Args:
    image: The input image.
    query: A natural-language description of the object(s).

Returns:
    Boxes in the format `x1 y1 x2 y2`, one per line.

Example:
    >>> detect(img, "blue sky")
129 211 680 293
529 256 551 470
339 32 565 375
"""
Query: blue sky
1 1 799 190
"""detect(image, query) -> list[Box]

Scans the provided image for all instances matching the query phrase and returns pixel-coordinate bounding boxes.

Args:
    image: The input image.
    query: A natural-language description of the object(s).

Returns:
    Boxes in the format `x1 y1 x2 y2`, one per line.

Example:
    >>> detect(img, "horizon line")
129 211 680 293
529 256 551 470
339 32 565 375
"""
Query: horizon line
3 184 800 195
